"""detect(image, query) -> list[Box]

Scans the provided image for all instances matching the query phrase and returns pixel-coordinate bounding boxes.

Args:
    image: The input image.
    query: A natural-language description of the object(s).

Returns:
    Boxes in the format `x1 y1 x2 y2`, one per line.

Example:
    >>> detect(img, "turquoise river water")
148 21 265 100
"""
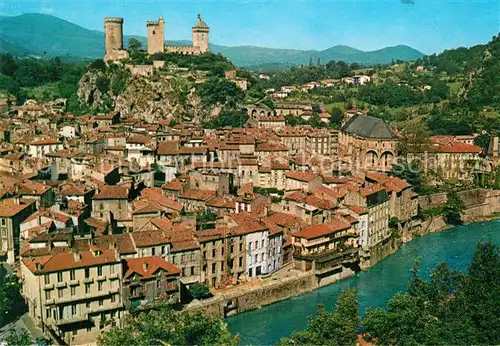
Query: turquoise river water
226 220 500 345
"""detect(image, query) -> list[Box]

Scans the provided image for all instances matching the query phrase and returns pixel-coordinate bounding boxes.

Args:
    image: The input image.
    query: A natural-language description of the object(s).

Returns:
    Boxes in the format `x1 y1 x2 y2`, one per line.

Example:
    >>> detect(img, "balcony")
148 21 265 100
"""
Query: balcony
55 282 67 289
44 283 54 290
83 277 94 284
96 275 106 282
47 314 88 326
108 273 119 280
69 280 79 286
109 287 120 294
90 303 123 314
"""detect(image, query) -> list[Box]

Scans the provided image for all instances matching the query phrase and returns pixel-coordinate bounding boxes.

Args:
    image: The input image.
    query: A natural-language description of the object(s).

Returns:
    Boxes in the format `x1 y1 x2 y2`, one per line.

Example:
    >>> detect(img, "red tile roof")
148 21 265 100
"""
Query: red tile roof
123 256 180 281
21 249 120 274
293 219 351 240
93 185 129 200
285 171 317 182
430 136 482 153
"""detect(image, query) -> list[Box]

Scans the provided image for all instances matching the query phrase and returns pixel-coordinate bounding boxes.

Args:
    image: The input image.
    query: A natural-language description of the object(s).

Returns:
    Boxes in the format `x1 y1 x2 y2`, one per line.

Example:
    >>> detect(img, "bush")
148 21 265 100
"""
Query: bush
189 283 210 300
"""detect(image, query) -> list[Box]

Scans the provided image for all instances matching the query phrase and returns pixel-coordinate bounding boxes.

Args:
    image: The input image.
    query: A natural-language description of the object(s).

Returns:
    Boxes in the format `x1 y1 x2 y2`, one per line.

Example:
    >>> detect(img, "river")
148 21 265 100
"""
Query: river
226 220 500 345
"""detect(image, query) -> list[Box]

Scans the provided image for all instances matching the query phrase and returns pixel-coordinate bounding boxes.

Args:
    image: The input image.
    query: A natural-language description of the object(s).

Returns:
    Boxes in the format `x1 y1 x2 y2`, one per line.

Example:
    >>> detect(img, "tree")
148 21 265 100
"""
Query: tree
473 134 490 150
98 306 238 346
88 59 107 72
189 283 210 300
279 290 359 346
0 53 17 76
362 242 500 345
128 38 143 52
203 110 248 129
5 328 33 346
329 107 343 125
442 190 464 224
0 269 26 327
397 123 433 158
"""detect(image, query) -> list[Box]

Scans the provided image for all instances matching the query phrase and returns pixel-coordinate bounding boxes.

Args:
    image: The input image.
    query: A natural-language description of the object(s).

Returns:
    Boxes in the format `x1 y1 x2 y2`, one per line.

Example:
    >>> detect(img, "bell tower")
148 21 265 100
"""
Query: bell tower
192 14 210 53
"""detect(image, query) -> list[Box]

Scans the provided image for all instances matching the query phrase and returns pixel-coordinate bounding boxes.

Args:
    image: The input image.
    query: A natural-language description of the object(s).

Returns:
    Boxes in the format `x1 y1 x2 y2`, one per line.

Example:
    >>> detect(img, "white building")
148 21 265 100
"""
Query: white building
28 139 63 159
245 229 269 278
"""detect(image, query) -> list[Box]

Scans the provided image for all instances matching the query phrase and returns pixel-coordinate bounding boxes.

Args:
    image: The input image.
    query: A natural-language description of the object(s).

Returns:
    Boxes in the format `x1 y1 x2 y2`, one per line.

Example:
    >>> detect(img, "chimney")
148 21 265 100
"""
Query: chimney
143 262 148 271
73 252 82 262
35 262 42 272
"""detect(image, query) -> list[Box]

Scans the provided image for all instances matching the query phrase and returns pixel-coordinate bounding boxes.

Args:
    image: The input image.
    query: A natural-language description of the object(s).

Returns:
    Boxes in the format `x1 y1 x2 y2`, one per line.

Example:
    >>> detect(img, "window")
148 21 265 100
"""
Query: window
98 282 103 291
44 275 50 285
46 309 51 319
161 246 165 255
45 290 51 300
97 266 102 276
72 329 77 336
99 299 103 306
262 239 265 248
57 272 63 282
248 242 252 251
1 219 5 226
58 289 63 298
221 247 224 256
212 249 216 258
70 270 75 281
111 294 116 303
110 265 115 274
239 257 243 267
152 247 156 256
71 286 76 296
85 268 90 278
86 302 90 309
239 243 243 252
85 284 90 294
230 245 234 254
71 305 77 316
190 266 195 276
254 241 258 249
212 263 216 273
255 254 258 263
100 204 103 210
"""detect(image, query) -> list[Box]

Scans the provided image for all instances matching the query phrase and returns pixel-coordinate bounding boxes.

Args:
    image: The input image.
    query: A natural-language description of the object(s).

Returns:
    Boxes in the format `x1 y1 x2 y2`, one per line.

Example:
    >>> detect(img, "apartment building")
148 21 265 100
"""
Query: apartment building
20 248 123 345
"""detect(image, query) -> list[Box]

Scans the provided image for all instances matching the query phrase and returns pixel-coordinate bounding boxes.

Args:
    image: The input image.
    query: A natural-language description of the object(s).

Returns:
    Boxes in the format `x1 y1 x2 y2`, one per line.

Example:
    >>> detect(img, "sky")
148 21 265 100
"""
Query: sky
0 0 499 54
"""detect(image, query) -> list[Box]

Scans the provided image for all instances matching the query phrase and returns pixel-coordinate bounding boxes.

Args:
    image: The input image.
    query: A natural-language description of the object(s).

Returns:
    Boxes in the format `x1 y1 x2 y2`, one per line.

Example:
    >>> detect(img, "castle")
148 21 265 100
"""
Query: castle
104 14 210 61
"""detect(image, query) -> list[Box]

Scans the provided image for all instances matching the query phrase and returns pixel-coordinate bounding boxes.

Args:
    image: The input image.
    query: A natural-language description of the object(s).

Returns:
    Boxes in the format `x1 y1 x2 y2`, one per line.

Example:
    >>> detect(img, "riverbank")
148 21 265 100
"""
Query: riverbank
185 188 500 320
226 219 500 344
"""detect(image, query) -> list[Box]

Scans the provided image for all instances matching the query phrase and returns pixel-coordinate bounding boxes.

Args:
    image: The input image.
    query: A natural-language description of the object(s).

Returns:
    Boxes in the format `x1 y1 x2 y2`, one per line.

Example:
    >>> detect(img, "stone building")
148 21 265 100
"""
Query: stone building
147 14 210 56
104 17 129 61
339 114 398 172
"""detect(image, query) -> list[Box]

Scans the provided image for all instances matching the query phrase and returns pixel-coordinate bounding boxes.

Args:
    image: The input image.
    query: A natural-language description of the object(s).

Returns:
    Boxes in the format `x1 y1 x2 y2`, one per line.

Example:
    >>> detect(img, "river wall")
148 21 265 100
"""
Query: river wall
418 188 500 223
185 271 318 318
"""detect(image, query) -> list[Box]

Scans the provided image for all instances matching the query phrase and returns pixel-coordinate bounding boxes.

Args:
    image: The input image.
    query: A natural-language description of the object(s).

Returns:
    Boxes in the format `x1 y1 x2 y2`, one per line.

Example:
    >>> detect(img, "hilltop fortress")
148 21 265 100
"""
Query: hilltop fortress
104 14 210 61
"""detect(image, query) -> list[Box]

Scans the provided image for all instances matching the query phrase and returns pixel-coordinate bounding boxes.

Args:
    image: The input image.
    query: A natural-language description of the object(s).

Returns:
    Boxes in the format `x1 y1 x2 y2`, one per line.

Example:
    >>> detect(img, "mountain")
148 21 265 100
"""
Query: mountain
0 13 424 66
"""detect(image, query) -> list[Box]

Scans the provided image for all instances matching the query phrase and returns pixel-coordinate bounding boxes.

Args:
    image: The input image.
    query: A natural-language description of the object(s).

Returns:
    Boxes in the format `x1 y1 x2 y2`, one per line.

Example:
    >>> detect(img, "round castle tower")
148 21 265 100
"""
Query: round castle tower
192 14 210 53
104 17 124 54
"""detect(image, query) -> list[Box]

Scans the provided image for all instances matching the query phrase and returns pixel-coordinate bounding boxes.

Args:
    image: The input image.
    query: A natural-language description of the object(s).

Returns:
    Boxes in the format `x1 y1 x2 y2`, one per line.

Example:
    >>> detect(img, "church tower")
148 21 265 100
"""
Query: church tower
147 17 165 55
192 14 210 53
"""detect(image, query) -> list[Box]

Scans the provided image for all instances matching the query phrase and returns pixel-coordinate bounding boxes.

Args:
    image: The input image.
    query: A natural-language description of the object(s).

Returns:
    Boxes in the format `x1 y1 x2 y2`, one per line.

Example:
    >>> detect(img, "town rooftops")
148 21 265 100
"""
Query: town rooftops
341 114 397 139
285 171 317 182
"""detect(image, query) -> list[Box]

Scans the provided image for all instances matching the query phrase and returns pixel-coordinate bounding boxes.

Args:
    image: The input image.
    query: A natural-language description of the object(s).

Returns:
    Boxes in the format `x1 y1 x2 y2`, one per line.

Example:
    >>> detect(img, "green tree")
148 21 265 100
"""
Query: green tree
279 290 359 346
128 38 143 52
0 269 26 327
5 328 33 346
473 134 490 150
189 283 211 300
442 190 464 224
98 306 238 346
88 59 107 72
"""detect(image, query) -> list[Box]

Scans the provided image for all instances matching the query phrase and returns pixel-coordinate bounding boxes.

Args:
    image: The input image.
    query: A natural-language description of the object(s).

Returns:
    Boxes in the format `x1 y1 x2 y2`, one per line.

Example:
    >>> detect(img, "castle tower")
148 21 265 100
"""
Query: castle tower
192 14 210 53
147 17 165 55
104 17 124 55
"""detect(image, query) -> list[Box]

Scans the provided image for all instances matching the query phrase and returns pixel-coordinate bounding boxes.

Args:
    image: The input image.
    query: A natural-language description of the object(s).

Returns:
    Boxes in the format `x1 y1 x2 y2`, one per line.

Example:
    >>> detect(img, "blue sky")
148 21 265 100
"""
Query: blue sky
1 0 499 53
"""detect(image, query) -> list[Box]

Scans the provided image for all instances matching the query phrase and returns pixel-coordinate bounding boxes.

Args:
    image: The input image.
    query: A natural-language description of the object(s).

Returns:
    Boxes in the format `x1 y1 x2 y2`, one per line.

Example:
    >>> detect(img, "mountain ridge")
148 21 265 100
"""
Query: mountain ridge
0 13 425 66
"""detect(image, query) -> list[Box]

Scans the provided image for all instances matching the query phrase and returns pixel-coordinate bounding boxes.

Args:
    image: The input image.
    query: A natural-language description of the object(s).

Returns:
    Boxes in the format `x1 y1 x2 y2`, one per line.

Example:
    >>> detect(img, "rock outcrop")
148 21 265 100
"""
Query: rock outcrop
77 69 221 124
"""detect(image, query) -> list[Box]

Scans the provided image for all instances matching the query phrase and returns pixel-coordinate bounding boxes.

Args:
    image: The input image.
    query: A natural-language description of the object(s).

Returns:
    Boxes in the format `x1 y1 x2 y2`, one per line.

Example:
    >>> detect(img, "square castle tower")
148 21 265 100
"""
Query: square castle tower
147 14 210 55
